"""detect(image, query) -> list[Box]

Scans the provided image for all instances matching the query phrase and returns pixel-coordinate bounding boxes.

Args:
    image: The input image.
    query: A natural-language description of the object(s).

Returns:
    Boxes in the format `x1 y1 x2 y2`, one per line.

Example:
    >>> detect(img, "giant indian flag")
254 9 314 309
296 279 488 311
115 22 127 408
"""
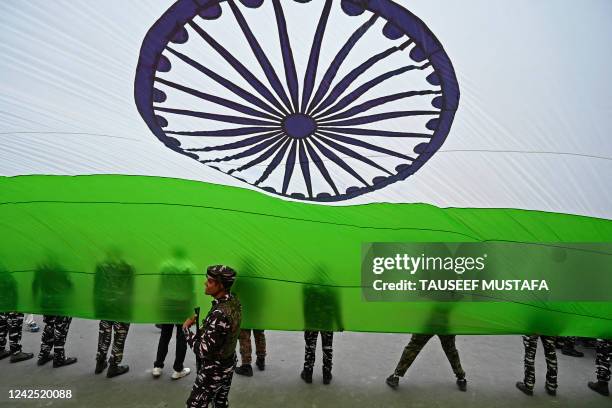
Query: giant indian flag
0 0 611 336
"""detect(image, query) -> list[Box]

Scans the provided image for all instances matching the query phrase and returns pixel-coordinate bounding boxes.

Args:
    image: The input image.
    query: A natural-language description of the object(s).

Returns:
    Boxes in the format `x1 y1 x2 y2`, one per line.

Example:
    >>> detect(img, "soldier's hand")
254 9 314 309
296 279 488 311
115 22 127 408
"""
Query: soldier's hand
182 316 195 330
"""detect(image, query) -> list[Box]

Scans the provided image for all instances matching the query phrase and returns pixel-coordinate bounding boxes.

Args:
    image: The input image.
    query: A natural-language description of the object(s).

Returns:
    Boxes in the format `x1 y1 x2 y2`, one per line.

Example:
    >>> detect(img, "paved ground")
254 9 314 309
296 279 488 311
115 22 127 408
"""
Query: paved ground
0 318 609 407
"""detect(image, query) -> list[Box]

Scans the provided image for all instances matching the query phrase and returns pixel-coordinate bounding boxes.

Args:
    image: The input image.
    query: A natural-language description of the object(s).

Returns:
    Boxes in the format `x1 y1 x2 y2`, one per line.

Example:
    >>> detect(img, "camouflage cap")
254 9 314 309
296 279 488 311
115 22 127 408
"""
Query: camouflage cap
206 264 237 287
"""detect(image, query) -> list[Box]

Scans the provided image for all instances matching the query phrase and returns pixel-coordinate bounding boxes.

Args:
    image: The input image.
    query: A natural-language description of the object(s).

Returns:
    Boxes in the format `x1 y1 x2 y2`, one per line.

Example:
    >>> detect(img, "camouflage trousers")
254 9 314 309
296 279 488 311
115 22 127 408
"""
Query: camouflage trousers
96 320 130 365
394 334 466 379
595 339 611 383
0 312 24 353
238 329 266 365
186 358 236 408
40 315 72 361
303 331 333 373
522 335 558 390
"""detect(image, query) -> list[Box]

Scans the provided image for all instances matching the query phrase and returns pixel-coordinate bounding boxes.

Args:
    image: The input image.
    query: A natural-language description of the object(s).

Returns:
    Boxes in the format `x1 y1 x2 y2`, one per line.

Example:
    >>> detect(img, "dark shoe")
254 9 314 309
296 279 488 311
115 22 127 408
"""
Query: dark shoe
386 374 399 389
256 357 265 371
301 369 312 384
53 357 77 368
588 381 610 396
0 349 11 360
323 370 332 385
107 364 129 378
235 364 253 377
516 381 534 396
562 347 584 357
545 385 557 396
457 378 467 392
581 339 597 349
10 351 34 363
95 359 108 374
37 353 53 366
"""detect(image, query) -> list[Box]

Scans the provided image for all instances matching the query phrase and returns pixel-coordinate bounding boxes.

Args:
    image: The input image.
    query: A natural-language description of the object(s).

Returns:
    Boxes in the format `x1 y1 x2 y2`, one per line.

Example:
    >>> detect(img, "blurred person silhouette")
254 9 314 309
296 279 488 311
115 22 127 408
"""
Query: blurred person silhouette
300 266 343 385
32 258 77 367
93 249 135 378
152 248 195 380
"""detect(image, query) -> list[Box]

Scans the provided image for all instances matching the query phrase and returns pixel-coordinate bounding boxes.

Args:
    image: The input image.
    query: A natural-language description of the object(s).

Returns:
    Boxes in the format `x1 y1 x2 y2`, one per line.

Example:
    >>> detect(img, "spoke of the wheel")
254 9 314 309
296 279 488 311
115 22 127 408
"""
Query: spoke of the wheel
317 63 431 118
320 110 439 127
311 40 412 116
314 133 394 174
304 140 339 195
309 137 369 186
166 126 279 137
203 133 284 164
318 126 431 138
298 140 313 198
317 130 416 162
227 0 293 112
155 77 281 121
187 130 282 152
282 139 298 194
229 136 289 175
155 107 278 126
306 14 378 115
316 90 441 121
165 46 283 117
188 20 290 116
255 138 293 185
300 0 333 113
272 0 299 113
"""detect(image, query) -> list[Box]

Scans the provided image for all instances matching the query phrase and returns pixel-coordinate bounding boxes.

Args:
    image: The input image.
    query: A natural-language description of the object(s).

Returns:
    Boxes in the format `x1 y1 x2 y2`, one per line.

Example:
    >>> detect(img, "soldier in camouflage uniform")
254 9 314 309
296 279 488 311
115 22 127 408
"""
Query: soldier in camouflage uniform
587 338 611 396
93 254 135 378
386 303 467 391
183 265 242 408
386 334 467 391
516 335 558 396
301 274 343 385
95 321 130 377
235 329 266 376
32 260 77 367
0 266 34 363
0 313 34 363
38 315 76 367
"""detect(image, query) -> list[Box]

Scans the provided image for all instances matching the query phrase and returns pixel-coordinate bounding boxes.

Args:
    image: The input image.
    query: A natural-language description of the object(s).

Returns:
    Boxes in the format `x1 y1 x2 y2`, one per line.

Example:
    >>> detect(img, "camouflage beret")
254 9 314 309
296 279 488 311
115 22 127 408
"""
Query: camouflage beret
206 265 237 286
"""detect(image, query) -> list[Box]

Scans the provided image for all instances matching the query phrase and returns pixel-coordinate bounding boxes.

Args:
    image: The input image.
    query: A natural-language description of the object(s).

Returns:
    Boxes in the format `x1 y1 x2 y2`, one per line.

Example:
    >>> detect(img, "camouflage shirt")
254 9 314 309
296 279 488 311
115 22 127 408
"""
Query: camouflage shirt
186 293 241 367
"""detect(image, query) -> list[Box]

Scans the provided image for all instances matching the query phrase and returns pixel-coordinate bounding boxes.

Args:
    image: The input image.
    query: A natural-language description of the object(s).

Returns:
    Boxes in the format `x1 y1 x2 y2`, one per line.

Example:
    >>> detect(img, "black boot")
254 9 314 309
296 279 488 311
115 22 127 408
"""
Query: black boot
107 364 129 378
300 369 312 384
562 346 584 357
456 377 467 392
588 381 610 396
53 356 77 368
323 369 332 385
386 374 399 389
0 349 11 360
235 364 253 377
10 351 34 363
37 353 53 366
545 384 557 396
95 358 108 374
256 357 265 371
516 381 534 396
